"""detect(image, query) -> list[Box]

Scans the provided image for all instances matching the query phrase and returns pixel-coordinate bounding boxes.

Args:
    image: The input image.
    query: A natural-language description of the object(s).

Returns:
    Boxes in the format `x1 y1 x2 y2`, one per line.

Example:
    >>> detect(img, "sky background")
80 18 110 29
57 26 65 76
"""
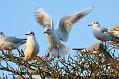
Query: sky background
0 0 119 78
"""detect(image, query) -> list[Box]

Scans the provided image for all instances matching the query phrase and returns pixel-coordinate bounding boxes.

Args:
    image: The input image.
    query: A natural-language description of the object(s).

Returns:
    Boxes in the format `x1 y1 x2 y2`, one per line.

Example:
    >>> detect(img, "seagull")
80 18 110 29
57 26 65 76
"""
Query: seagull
0 32 26 53
44 29 69 58
88 21 119 48
73 42 113 59
88 21 114 41
73 42 102 54
24 31 39 62
36 7 93 58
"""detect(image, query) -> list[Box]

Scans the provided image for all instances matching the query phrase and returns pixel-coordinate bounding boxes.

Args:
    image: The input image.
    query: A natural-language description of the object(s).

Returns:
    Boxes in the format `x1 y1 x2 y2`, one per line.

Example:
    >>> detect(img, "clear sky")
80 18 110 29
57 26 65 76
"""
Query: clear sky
0 0 119 78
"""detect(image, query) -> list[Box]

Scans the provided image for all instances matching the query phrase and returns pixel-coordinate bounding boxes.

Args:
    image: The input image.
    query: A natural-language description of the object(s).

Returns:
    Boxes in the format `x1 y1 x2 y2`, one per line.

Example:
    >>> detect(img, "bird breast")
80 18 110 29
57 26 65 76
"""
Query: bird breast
26 36 35 47
24 36 39 57
46 34 59 49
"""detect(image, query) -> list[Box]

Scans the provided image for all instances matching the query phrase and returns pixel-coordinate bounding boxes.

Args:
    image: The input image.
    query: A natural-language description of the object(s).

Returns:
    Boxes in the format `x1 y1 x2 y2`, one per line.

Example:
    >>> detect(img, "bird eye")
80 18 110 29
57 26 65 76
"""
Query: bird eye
0 32 3 35
93 22 98 24
47 29 50 31
32 32 34 35
30 32 34 35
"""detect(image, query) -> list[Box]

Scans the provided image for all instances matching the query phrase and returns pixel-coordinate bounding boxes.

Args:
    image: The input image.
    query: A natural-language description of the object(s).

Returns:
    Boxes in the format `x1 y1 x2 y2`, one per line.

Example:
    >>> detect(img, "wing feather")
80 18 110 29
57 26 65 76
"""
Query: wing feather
36 8 53 30
57 7 93 42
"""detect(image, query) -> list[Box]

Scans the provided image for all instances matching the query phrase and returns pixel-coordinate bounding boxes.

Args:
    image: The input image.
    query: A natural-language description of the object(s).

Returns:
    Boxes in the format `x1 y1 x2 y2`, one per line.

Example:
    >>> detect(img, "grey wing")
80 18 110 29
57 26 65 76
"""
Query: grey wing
36 8 54 30
57 7 93 42
4 36 26 44
101 27 108 33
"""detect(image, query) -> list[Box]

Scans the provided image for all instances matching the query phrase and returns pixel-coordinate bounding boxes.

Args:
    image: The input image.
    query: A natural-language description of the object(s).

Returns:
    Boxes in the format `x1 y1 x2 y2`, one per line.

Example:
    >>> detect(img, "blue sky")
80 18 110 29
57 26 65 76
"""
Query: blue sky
0 0 119 78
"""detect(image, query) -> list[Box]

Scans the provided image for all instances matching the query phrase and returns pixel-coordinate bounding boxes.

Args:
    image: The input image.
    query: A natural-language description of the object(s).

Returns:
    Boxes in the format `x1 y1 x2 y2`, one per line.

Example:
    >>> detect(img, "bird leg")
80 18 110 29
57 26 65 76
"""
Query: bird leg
17 48 21 53
24 56 28 64
8 47 12 54
104 41 107 50
17 48 22 56
46 47 52 57
57 48 60 58
1 50 4 53
1 50 4 55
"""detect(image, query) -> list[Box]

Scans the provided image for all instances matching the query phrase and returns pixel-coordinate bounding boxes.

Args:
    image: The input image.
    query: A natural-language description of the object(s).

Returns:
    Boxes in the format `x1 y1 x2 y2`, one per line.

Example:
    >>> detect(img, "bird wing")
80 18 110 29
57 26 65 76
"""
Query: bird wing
36 8 54 30
101 27 108 33
3 36 26 44
56 7 93 42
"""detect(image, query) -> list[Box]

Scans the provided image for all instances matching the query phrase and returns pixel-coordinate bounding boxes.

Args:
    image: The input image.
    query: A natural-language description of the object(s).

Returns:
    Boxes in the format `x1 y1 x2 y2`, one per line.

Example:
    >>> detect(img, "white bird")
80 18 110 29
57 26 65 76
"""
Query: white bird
36 7 93 58
0 32 26 53
88 21 119 48
88 21 114 41
24 31 39 62
44 29 69 58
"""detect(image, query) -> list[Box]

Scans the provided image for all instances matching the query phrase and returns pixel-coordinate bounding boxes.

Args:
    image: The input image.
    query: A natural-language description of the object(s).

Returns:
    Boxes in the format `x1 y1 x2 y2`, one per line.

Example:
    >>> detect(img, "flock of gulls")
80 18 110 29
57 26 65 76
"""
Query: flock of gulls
0 7 119 62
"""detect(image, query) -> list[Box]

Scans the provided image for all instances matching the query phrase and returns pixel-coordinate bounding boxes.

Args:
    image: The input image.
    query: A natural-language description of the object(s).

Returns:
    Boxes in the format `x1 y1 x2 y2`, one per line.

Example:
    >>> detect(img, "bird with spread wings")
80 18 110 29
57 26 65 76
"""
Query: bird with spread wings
36 7 93 58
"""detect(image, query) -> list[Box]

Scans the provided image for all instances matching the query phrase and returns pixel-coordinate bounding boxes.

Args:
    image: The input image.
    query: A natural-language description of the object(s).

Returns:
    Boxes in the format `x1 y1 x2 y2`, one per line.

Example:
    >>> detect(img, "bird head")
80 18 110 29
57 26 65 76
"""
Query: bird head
44 29 52 34
25 31 35 36
88 21 100 28
0 32 5 36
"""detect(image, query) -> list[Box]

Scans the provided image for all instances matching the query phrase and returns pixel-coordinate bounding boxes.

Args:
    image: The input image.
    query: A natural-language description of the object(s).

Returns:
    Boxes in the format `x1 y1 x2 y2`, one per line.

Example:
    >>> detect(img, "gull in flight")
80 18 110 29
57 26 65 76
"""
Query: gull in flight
24 31 39 62
36 7 93 58
88 21 119 48
0 32 26 53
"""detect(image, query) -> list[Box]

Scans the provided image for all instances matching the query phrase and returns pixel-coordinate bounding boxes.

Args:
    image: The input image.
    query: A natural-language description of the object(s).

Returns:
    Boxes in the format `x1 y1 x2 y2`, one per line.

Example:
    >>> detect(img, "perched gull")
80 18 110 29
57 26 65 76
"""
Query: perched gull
88 21 119 48
73 42 113 59
24 31 39 62
0 32 26 53
36 7 93 58
88 21 114 41
73 42 102 54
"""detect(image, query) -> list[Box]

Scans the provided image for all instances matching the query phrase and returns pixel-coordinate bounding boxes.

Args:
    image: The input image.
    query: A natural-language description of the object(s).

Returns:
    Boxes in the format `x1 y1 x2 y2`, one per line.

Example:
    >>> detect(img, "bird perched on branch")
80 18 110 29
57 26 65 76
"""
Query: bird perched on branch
36 7 93 58
24 31 39 62
0 32 26 53
73 42 102 54
88 21 119 48
73 42 113 59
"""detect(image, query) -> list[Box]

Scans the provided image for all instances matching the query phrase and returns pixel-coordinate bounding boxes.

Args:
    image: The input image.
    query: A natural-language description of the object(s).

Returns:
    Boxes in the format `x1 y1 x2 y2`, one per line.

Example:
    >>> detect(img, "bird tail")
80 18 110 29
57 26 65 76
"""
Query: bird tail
72 48 84 51
45 45 70 58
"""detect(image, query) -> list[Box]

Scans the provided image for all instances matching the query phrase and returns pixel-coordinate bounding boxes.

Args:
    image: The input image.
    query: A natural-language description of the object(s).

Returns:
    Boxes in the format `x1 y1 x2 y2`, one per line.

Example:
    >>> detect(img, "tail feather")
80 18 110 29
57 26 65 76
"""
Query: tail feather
46 45 70 58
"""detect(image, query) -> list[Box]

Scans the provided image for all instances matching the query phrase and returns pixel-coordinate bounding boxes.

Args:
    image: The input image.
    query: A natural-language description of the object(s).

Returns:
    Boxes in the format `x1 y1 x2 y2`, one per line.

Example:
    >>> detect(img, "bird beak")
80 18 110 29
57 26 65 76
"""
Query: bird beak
44 31 47 34
25 34 29 35
88 24 91 26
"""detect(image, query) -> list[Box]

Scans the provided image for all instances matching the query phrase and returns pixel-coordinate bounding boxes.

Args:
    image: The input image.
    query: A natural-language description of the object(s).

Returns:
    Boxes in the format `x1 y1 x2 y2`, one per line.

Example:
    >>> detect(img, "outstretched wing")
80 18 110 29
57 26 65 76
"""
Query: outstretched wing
36 8 53 30
57 7 93 42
